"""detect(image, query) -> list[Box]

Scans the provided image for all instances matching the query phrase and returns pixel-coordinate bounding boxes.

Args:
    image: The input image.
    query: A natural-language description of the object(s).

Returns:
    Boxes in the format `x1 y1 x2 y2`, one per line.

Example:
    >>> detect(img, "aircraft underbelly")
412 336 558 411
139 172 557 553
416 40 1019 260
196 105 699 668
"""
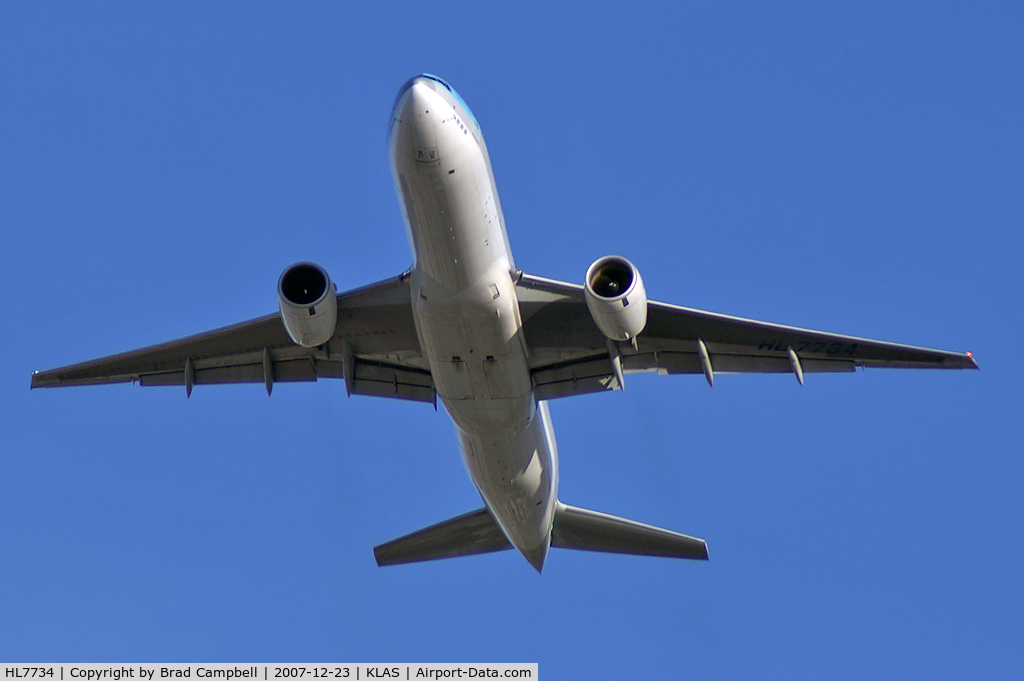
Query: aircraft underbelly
390 81 558 561
412 267 555 557
455 402 557 558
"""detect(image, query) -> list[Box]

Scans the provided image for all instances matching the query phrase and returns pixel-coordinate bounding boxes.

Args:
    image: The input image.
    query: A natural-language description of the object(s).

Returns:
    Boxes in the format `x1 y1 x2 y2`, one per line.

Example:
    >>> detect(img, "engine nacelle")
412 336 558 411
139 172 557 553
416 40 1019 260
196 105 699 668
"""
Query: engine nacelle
278 262 338 348
584 255 648 342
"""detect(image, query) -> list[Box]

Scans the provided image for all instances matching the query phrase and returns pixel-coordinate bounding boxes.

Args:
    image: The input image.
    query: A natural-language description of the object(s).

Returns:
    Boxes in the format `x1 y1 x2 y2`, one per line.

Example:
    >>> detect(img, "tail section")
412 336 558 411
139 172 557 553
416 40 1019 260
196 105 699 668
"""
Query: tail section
373 507 512 567
551 502 709 560
374 502 708 568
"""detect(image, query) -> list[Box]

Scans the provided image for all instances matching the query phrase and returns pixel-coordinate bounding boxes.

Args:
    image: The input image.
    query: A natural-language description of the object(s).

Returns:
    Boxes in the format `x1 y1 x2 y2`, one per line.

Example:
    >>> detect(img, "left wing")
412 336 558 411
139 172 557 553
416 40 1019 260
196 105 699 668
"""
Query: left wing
515 272 978 400
31 274 437 404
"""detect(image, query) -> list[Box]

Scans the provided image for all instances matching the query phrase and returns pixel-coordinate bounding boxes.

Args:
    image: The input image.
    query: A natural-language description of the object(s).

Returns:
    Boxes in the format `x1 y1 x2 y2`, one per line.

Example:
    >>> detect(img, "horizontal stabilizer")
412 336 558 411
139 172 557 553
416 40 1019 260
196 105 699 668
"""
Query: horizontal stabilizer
551 503 709 560
374 507 512 567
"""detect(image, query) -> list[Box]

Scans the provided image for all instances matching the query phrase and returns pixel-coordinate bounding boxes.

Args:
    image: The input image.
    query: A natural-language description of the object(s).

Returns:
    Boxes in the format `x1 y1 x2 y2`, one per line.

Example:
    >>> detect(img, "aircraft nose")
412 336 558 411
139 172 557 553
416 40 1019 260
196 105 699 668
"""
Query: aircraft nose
392 78 442 130
400 80 434 116
392 80 442 164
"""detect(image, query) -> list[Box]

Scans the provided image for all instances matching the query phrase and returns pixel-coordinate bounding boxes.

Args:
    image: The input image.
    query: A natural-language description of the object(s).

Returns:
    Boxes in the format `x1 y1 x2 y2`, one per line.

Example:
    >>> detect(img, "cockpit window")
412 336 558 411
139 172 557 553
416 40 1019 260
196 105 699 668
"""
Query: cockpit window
421 73 481 135
421 73 452 92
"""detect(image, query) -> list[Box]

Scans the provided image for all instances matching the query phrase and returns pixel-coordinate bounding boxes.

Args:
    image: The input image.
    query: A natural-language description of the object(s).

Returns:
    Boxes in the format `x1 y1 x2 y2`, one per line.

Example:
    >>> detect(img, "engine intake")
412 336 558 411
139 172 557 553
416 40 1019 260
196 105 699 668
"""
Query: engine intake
584 255 648 342
278 262 338 347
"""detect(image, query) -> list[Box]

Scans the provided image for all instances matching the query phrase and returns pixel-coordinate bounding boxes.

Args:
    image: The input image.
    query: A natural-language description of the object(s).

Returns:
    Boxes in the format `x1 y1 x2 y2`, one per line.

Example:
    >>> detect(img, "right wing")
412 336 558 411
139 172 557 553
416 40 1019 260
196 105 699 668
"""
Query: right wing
515 272 977 400
31 273 437 404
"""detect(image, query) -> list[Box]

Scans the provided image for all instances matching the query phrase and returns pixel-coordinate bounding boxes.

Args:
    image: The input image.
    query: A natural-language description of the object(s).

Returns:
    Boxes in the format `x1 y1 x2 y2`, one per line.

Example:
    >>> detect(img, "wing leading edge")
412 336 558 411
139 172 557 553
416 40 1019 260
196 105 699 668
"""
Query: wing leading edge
31 274 437 404
515 272 977 400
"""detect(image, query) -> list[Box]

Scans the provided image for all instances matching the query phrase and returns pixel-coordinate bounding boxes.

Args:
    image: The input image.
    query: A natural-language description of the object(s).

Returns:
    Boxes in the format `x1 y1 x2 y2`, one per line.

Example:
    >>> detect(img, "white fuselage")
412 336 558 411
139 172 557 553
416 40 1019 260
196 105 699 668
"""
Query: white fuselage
388 76 557 570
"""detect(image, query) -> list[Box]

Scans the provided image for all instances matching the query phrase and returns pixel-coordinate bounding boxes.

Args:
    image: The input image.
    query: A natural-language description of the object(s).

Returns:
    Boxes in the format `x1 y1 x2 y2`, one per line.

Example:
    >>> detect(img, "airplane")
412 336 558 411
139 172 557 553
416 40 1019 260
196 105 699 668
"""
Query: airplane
31 74 979 572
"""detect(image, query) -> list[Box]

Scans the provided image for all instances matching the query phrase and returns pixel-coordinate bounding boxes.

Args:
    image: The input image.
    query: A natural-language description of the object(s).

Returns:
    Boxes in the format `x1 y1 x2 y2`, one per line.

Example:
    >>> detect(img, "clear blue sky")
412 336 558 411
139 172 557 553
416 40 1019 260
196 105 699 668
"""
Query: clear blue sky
3 3 1022 677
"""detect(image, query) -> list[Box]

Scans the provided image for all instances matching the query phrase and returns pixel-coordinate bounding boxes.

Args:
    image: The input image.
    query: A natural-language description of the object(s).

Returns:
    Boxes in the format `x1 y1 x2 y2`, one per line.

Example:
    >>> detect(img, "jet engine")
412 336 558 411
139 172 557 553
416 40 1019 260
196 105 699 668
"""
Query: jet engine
584 255 648 342
278 262 338 348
